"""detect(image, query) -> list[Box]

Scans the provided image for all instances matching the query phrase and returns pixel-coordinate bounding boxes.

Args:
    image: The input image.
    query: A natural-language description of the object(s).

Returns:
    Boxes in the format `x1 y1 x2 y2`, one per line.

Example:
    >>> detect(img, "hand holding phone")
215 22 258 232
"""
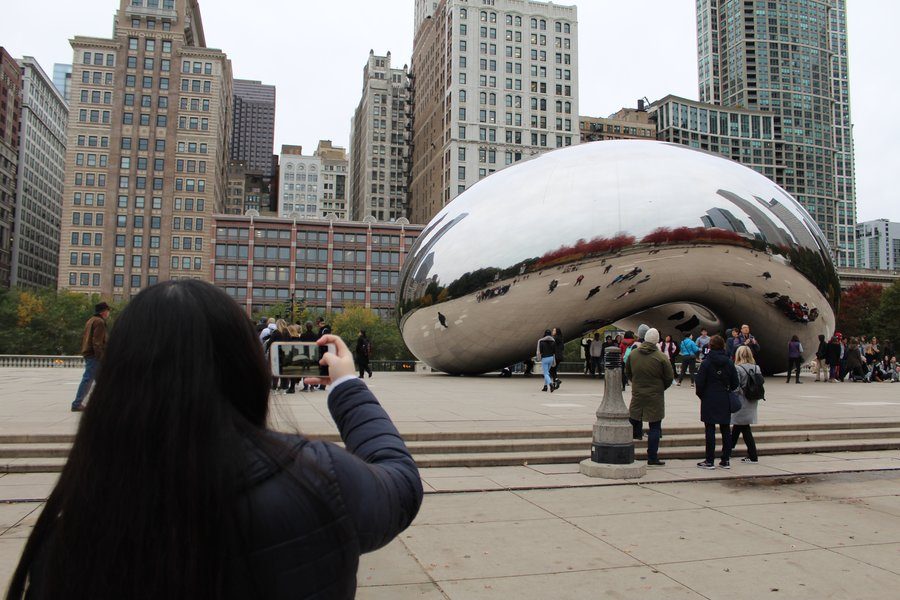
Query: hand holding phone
270 341 337 379
305 334 356 386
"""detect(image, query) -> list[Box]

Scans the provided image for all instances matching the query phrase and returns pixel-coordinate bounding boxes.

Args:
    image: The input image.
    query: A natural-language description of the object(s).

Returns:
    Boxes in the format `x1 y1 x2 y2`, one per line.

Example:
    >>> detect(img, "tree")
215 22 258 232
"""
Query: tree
330 305 413 361
0 288 101 355
836 283 883 337
873 281 900 349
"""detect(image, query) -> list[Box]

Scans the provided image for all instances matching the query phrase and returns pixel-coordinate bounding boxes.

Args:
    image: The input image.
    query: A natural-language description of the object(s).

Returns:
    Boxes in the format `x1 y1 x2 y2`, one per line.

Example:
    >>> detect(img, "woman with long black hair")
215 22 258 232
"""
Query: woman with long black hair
8 280 422 599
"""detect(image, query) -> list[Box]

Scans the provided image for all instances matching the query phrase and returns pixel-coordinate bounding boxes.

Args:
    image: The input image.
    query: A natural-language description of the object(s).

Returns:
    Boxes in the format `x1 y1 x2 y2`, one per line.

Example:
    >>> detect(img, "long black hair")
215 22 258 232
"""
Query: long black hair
9 280 272 599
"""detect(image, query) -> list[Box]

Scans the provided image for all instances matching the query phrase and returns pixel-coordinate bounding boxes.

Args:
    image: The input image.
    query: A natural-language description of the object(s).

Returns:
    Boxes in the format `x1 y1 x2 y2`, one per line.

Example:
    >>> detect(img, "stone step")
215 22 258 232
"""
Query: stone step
0 443 71 458
412 438 900 468
405 428 900 454
2 421 899 446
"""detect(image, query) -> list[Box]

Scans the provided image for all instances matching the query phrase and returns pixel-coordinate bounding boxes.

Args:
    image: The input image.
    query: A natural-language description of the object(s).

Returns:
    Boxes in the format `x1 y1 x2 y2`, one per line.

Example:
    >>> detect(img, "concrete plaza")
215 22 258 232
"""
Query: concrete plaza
0 368 899 597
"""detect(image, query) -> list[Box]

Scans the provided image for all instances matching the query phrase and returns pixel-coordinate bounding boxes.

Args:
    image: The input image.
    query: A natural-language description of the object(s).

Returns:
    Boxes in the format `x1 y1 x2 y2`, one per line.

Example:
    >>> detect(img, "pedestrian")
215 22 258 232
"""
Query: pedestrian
550 327 565 389
624 328 673 466
258 317 276 345
580 336 592 375
574 274 584 286
787 334 804 384
71 302 111 412
266 319 290 391
658 334 679 377
731 346 762 463
677 332 700 387
826 334 843 382
726 328 741 360
315 317 332 390
284 324 302 394
589 333 604 377
536 329 557 392
814 333 829 382
356 330 373 379
299 321 318 391
737 324 761 362
695 335 738 469
8 280 423 600
696 328 711 361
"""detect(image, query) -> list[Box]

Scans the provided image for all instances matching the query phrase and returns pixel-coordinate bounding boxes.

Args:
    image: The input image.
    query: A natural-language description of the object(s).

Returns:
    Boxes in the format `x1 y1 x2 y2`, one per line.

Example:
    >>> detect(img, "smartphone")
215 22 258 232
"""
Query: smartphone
270 341 337 379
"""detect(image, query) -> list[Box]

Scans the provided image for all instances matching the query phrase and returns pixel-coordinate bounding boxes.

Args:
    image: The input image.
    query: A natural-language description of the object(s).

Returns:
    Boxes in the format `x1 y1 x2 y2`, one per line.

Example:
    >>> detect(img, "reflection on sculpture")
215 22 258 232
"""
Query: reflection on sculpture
397 141 839 375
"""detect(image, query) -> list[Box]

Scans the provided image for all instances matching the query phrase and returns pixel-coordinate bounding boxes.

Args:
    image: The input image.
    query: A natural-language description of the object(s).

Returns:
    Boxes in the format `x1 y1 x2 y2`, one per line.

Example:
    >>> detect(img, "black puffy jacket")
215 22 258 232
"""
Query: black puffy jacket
228 378 423 598
695 349 739 425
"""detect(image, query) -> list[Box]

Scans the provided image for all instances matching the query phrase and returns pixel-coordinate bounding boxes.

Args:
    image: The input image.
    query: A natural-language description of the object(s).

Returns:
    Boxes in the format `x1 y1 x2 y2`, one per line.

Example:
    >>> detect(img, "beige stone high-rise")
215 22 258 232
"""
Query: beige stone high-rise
58 0 233 299
409 0 579 224
349 51 411 222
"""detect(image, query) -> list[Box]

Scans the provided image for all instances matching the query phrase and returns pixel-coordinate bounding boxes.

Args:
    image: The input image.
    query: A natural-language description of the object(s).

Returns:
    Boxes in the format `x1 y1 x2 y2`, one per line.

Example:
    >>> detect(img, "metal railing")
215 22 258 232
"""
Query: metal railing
0 355 85 368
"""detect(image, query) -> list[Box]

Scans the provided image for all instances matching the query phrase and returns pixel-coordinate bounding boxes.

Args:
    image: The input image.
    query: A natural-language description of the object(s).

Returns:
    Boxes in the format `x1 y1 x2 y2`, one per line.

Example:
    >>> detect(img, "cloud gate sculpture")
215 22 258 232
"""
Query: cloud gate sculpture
397 141 839 375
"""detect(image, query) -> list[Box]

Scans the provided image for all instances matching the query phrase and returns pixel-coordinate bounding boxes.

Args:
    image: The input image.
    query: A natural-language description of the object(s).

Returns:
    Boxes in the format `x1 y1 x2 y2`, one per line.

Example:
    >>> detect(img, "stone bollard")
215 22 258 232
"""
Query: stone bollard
579 347 646 479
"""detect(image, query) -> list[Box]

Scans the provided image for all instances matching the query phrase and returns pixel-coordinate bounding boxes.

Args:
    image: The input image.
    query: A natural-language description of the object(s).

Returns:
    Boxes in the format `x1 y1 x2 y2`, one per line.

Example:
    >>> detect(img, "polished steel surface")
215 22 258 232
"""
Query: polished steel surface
398 141 839 375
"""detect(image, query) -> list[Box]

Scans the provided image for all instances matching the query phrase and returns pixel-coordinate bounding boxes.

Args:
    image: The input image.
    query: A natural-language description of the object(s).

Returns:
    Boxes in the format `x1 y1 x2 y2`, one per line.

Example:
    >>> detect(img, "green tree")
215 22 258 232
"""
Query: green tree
873 281 900 347
0 288 101 355
330 305 413 361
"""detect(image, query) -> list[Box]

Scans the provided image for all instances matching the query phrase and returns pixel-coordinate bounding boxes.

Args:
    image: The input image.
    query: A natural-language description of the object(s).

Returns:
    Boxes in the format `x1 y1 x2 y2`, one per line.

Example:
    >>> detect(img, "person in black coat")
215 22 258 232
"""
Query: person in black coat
355 330 373 378
695 335 739 469
8 280 423 600
550 327 565 389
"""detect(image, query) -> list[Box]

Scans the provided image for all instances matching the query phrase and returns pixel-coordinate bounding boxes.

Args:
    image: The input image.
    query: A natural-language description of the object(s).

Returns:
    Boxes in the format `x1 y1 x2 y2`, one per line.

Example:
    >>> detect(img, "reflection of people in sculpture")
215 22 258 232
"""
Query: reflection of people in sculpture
603 264 612 274
760 271 772 280
585 285 601 300
547 279 558 294
437 312 448 328
574 274 584 286
614 287 636 300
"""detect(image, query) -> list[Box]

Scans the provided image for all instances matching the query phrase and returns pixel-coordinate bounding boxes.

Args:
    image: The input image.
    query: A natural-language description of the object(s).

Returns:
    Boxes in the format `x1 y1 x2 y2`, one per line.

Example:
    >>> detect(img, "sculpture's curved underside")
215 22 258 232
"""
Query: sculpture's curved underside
398 141 839 375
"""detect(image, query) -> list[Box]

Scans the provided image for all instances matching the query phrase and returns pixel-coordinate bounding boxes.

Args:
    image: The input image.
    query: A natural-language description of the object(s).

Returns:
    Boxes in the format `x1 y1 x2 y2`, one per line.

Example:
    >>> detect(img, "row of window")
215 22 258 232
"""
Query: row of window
127 37 172 54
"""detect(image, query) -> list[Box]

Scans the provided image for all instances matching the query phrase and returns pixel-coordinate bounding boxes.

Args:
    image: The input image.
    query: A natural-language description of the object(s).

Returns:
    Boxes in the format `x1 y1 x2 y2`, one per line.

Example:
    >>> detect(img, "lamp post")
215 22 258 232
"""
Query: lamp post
579 347 646 479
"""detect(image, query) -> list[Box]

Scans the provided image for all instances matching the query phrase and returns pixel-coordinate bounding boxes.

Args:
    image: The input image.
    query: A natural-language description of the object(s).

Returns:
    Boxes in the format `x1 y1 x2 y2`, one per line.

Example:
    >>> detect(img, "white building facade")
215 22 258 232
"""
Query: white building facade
13 57 68 288
856 219 900 271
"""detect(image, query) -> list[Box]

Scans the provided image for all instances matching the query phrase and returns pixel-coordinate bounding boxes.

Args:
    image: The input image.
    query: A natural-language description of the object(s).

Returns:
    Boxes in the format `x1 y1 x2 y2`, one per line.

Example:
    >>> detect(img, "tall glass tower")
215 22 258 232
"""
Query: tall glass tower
696 0 855 267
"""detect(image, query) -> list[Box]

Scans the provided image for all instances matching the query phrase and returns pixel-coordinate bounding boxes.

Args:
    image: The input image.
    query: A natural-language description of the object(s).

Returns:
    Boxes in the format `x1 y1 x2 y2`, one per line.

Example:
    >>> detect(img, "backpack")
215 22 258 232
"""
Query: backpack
740 364 766 400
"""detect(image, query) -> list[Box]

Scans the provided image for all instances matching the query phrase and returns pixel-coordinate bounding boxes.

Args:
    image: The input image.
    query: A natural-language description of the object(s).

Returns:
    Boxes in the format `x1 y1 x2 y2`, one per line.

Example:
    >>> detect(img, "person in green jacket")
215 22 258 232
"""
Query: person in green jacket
624 328 674 466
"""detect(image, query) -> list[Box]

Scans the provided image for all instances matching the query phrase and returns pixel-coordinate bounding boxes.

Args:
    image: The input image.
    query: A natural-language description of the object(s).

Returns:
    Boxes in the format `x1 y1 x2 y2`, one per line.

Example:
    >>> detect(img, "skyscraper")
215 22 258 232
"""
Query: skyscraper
53 63 73 103
409 0 579 224
349 51 411 222
0 47 22 287
58 0 233 299
696 0 856 267
13 57 68 288
230 79 275 176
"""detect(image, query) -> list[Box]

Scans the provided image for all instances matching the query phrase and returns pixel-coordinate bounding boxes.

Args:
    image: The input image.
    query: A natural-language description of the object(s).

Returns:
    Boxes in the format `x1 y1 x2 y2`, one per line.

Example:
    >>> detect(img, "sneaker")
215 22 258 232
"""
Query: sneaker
740 457 758 463
696 461 716 470
718 460 731 469
541 385 548 392
647 459 666 466
71 404 84 412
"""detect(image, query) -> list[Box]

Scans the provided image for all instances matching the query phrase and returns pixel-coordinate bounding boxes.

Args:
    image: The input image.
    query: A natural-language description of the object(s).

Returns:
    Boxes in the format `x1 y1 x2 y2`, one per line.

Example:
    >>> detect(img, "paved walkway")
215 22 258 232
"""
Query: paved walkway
1 368 899 596
2 368 900 437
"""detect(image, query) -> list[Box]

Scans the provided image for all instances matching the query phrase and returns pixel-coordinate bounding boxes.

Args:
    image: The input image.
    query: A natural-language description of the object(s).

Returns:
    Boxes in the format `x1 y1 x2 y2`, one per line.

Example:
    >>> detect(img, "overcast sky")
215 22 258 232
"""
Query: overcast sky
1 0 897 221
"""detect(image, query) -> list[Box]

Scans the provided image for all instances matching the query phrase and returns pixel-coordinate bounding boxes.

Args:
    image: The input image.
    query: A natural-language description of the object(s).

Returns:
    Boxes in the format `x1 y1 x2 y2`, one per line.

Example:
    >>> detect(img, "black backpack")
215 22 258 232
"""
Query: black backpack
741 365 766 400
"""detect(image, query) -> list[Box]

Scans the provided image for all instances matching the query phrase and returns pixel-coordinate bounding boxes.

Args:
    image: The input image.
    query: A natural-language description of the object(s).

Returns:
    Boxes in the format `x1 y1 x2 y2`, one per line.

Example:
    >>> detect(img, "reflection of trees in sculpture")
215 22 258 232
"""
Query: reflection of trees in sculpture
640 226 745 245
535 233 636 269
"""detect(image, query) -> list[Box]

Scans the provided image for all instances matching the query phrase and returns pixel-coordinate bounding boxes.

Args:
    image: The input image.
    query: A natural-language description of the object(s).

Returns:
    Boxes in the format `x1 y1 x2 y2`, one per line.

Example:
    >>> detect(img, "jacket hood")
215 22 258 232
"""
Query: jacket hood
706 349 730 366
637 341 658 354
539 335 555 342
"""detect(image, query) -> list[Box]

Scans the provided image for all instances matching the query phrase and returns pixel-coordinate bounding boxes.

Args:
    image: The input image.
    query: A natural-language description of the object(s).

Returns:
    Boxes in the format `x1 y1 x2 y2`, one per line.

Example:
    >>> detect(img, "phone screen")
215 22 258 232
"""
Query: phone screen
270 342 336 378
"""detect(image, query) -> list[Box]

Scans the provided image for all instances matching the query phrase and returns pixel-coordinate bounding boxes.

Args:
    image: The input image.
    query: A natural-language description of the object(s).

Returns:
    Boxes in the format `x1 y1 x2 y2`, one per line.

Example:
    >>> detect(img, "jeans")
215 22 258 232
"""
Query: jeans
590 356 602 376
629 418 643 440
73 357 98 408
541 356 554 387
730 425 757 460
787 357 802 381
704 422 732 463
646 420 662 461
679 358 696 384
